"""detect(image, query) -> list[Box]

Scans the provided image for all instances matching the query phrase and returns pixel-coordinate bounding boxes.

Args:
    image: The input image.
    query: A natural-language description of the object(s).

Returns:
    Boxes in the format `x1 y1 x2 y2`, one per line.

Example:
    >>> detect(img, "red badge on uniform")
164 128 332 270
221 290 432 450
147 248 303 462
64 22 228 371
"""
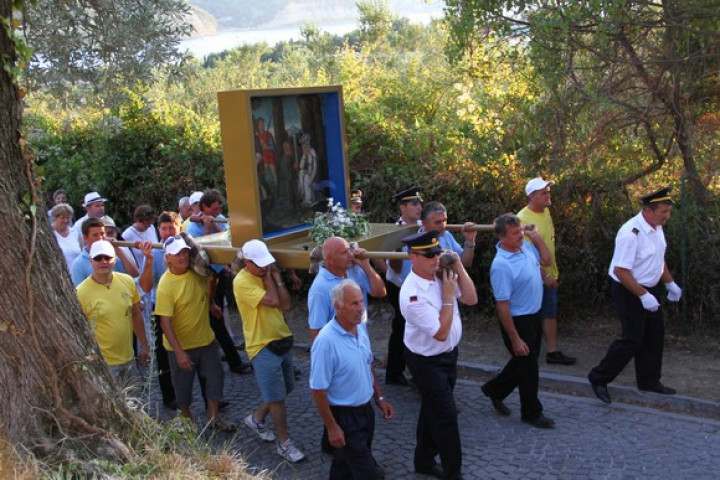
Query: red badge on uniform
409 295 417 302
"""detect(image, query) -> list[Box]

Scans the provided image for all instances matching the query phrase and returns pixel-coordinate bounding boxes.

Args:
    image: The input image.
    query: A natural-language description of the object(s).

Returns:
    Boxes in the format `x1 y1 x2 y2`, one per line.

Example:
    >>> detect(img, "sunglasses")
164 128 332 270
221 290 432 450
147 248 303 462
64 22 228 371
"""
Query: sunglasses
416 250 441 259
164 235 183 246
92 255 113 262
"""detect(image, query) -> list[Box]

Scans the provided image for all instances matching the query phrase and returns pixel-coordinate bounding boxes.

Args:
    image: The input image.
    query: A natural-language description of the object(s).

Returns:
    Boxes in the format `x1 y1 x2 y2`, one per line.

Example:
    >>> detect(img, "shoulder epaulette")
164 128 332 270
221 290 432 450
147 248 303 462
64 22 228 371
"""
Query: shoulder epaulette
631 227 639 235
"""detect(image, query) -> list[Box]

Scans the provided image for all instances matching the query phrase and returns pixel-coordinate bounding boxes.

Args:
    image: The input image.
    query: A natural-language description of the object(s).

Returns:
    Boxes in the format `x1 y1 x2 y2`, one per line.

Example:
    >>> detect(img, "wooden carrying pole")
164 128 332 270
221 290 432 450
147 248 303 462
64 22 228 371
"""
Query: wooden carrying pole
445 224 494 232
114 241 411 262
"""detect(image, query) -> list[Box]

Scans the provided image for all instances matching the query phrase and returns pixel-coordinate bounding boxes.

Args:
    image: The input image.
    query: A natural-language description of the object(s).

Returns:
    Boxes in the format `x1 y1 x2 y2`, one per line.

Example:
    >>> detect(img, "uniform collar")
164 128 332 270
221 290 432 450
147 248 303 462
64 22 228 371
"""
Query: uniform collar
409 270 437 291
635 211 656 234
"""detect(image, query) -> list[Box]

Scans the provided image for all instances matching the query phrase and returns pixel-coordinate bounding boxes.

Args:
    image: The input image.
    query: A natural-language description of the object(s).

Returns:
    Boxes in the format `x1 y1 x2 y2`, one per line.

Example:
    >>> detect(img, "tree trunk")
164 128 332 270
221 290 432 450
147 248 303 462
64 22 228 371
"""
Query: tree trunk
1 0 134 461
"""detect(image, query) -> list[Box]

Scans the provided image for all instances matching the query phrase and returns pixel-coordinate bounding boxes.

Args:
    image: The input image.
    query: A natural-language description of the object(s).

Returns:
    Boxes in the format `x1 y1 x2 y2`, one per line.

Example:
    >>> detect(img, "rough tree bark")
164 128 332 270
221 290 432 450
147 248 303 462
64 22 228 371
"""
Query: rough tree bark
0 0 135 462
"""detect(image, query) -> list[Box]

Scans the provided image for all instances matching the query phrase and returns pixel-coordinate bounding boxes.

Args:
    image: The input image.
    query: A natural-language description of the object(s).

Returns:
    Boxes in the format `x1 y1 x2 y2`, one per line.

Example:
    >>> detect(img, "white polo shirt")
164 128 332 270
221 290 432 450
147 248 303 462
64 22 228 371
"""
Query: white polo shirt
608 211 666 287
400 270 461 356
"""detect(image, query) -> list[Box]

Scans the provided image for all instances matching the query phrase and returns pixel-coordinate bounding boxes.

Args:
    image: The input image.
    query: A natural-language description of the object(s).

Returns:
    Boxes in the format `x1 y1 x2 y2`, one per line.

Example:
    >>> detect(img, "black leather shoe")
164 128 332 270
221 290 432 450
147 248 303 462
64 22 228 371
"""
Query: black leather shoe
591 382 612 404
481 384 511 416
385 374 411 387
522 414 555 429
414 464 444 478
546 350 577 365
639 384 677 395
218 400 230 410
229 363 253 374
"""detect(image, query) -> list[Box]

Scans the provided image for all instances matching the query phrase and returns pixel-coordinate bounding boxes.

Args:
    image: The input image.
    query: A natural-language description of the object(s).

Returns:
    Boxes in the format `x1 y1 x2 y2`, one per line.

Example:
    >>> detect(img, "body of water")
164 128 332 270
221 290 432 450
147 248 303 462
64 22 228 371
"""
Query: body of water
180 11 443 58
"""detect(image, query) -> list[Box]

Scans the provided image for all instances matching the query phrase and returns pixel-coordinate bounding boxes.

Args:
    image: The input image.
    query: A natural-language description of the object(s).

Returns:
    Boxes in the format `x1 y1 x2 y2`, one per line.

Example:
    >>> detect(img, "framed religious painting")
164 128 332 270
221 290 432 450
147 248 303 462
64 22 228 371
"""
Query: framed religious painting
217 86 350 247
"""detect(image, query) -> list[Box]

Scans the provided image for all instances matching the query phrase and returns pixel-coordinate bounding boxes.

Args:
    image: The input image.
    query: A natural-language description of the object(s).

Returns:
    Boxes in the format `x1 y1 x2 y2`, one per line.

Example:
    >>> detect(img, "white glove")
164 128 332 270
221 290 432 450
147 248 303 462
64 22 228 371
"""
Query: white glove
639 292 660 312
665 281 683 302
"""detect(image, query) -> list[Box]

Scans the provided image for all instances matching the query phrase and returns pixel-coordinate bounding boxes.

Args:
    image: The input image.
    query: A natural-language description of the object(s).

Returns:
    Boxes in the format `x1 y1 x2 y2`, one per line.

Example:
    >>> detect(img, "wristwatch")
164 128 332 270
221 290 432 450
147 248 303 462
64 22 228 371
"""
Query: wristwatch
374 396 385 406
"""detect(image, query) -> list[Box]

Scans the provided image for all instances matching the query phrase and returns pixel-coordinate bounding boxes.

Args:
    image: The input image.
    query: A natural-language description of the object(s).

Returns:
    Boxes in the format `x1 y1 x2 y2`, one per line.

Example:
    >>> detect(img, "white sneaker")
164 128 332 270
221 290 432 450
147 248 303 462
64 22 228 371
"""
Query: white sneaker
277 438 306 463
243 414 276 442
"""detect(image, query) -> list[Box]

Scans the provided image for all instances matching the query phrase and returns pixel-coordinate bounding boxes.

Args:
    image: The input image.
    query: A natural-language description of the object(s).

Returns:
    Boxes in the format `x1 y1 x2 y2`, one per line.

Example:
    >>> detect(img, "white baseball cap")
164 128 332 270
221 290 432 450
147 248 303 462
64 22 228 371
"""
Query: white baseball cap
525 177 555 196
189 191 203 205
242 239 275 267
164 236 191 256
83 191 107 207
89 240 116 259
100 215 116 228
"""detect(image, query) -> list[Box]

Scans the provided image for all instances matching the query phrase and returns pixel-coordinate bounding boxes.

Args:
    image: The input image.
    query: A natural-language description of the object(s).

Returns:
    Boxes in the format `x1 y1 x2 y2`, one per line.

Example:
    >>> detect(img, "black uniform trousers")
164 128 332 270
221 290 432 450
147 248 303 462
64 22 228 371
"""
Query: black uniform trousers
589 281 665 389
153 313 175 406
329 402 383 480
384 281 407 380
482 313 543 421
405 347 462 480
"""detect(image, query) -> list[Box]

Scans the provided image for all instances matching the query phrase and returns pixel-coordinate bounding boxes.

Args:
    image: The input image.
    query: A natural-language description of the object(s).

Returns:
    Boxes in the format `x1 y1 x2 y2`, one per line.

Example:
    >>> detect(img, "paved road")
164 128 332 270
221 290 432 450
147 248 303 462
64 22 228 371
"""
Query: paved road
146 347 720 479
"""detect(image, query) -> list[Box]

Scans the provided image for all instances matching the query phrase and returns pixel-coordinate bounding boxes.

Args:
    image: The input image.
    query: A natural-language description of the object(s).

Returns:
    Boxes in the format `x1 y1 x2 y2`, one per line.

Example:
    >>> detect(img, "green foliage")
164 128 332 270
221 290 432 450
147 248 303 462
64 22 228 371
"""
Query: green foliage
24 0 193 99
26 7 720 327
27 89 223 226
443 0 720 203
1 13 32 85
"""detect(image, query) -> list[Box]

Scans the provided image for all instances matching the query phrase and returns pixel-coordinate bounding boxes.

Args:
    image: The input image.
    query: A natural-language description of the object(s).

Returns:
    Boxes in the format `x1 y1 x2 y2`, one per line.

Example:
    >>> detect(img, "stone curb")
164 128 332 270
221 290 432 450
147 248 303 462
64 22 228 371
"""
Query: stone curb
295 343 720 420
457 360 720 420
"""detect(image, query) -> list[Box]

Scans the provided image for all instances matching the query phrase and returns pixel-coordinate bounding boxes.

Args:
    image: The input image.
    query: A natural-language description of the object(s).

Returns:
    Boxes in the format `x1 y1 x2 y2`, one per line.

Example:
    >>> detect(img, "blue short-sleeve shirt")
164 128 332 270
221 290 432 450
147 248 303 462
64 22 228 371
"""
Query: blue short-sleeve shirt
490 241 543 316
309 319 374 406
307 266 371 330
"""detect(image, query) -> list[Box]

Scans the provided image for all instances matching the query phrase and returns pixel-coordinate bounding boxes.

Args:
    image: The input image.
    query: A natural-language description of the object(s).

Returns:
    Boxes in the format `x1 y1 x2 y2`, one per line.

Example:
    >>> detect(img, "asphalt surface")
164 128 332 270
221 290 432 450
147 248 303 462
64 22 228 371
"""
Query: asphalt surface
146 344 720 480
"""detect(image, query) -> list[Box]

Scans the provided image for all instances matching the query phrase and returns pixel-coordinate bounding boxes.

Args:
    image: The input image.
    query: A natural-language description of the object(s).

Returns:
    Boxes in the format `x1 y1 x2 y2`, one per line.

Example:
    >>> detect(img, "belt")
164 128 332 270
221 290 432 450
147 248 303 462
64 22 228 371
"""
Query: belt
330 401 372 412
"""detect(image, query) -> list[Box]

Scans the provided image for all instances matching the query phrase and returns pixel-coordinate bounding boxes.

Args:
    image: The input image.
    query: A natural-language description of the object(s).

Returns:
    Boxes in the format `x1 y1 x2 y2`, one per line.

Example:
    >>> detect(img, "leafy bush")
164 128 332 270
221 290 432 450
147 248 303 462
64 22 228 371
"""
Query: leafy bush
30 90 224 227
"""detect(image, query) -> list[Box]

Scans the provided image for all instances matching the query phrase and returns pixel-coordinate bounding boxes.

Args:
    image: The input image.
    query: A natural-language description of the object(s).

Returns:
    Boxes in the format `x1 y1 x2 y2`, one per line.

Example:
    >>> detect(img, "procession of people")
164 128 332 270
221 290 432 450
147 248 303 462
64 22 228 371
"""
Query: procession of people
54 181 683 479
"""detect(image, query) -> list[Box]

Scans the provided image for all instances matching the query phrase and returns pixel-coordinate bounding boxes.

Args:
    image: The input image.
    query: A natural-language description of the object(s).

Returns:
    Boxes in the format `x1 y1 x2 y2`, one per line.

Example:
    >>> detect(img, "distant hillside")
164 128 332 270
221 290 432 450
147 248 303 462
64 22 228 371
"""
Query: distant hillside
188 5 217 36
187 0 444 35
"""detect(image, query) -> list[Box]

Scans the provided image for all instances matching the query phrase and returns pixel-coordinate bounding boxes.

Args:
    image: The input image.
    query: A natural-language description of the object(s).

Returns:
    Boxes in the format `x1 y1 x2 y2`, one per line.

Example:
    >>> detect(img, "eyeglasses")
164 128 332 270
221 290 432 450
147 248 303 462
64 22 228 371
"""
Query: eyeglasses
91 255 113 262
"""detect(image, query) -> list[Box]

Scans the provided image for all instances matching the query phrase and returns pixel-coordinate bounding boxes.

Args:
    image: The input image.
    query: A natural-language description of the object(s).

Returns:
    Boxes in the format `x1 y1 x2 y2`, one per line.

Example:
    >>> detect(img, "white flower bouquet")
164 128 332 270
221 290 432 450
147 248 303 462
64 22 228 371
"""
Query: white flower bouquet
308 197 370 245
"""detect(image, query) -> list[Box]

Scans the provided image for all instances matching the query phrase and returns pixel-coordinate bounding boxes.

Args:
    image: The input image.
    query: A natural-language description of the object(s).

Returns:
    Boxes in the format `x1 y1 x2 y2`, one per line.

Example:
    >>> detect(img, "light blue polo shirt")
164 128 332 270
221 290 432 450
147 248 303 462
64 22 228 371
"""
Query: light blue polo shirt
490 240 543 316
309 318 374 406
438 230 463 255
184 215 228 274
307 266 371 330
183 213 227 239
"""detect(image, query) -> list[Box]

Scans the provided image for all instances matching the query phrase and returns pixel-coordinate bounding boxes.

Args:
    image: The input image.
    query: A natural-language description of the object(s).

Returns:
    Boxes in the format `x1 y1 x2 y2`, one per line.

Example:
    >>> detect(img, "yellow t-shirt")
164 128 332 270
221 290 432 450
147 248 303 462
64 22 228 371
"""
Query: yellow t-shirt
233 269 292 360
154 269 215 351
517 206 559 279
77 272 140 366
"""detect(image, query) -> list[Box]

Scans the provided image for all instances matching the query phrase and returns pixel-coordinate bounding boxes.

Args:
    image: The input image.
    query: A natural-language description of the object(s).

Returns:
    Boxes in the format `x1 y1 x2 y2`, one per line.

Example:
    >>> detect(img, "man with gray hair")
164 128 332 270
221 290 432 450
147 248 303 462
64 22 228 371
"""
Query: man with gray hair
310 279 394 479
481 213 555 429
178 196 191 222
421 201 477 268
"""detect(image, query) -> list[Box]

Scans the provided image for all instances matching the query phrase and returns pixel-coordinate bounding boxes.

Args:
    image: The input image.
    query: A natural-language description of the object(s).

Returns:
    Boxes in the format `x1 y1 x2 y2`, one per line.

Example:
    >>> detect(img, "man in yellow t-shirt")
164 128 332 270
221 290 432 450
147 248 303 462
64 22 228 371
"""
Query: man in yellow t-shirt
517 178 576 366
233 239 305 463
77 240 149 388
154 235 236 432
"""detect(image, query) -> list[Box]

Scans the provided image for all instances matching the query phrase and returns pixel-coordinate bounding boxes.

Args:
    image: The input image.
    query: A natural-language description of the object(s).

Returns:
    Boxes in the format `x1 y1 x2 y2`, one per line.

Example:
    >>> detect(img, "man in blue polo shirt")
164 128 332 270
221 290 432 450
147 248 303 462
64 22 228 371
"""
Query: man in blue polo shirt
307 236 386 343
70 217 139 286
420 201 477 268
482 213 555 429
310 280 394 479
